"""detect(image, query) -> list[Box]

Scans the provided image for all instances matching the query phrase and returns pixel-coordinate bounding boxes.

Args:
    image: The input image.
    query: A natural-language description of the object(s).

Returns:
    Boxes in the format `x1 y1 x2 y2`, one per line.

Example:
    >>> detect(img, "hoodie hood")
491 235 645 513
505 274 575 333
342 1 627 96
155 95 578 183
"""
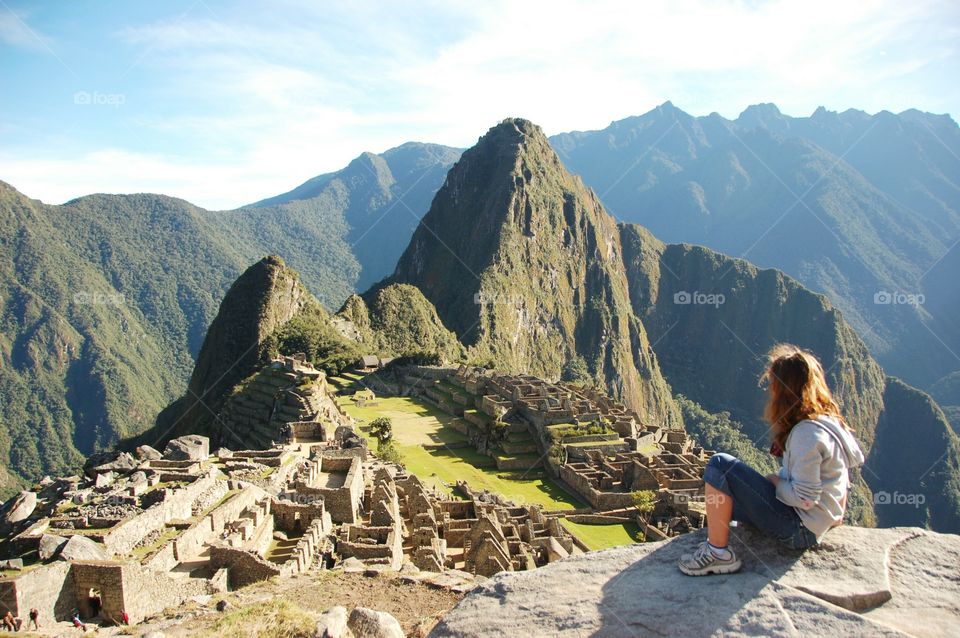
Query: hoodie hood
813 415 866 468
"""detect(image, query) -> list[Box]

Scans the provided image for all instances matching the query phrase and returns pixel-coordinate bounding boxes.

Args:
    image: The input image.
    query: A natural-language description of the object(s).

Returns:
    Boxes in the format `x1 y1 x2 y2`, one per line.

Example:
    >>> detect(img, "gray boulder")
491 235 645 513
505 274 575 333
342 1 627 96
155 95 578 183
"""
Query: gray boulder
57 534 112 561
335 426 366 450
136 444 163 461
315 605 349 637
348 607 403 638
3 491 37 524
83 451 137 478
163 434 210 461
38 533 68 560
94 471 116 488
430 525 960 637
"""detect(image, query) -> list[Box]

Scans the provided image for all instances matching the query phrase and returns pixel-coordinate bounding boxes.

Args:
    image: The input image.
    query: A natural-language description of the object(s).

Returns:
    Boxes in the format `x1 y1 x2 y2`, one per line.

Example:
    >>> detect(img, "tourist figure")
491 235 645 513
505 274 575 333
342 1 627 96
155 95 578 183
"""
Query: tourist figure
71 610 87 631
27 608 38 630
1 611 14 631
678 344 864 576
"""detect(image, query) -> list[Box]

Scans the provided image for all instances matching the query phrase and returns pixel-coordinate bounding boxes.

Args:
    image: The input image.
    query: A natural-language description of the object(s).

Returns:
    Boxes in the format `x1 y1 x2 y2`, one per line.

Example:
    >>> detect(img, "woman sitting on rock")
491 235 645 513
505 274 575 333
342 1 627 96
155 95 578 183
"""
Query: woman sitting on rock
679 344 865 576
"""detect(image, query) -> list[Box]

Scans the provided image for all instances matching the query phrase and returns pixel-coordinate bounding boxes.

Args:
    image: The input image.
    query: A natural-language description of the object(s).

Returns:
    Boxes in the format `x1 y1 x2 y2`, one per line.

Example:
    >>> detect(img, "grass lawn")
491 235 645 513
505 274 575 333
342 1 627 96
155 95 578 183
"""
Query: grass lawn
339 394 584 510
341 395 469 447
561 520 644 551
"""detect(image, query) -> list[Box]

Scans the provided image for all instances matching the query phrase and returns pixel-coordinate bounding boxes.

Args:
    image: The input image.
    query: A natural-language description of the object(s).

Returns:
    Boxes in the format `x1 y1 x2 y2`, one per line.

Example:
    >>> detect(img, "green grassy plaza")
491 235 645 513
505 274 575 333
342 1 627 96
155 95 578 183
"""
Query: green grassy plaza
560 520 643 550
337 392 642 550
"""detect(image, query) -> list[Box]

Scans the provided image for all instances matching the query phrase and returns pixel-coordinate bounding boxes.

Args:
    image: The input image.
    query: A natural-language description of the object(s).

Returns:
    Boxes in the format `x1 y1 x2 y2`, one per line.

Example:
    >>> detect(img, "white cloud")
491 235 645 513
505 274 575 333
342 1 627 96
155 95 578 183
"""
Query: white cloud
0 8 48 50
3 0 957 209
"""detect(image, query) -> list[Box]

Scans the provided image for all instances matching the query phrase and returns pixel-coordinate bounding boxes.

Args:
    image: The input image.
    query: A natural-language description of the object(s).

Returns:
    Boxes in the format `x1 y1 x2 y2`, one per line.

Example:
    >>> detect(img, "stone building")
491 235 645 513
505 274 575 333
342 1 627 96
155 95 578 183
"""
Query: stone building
335 463 579 577
559 438 711 538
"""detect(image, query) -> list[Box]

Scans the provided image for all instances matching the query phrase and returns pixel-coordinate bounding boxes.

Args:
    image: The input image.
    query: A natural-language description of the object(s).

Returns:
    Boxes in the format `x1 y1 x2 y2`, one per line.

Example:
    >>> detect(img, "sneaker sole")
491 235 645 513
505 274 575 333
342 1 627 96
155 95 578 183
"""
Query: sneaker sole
678 560 743 576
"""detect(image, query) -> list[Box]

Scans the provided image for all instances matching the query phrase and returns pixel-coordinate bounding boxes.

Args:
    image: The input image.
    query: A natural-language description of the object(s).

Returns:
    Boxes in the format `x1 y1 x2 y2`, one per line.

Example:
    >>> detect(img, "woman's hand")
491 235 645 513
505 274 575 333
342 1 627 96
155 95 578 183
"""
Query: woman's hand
765 473 780 486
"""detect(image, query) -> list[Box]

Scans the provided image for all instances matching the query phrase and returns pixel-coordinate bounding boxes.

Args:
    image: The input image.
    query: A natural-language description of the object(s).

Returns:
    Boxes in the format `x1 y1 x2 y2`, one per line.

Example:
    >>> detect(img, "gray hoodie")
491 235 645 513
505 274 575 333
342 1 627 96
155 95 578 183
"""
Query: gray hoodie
776 414 866 538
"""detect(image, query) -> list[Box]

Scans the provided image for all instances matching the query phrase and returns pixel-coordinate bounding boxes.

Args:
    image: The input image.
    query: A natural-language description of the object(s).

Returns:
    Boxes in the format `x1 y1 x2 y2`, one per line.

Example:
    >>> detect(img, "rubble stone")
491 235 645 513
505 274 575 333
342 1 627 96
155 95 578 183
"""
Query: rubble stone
348 607 404 638
315 605 350 638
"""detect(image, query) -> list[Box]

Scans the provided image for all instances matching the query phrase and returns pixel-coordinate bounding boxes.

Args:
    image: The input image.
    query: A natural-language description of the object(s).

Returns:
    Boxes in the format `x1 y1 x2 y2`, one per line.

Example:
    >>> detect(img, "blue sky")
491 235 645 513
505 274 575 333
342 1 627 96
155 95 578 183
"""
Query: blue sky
1 0 958 209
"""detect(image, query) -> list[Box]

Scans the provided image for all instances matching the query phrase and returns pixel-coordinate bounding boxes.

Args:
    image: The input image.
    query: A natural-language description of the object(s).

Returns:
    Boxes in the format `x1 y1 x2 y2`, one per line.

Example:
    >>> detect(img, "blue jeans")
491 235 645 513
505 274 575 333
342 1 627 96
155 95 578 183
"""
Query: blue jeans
704 453 818 550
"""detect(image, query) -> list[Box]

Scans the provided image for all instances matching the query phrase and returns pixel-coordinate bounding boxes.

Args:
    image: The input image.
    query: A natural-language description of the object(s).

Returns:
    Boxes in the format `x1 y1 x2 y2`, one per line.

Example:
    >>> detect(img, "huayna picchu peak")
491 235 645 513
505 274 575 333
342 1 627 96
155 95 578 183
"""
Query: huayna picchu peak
387 118 682 429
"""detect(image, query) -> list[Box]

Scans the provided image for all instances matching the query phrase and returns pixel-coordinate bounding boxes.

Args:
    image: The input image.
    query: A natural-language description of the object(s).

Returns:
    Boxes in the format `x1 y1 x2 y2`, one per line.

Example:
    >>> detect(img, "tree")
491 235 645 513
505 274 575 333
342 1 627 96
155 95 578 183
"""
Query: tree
369 417 393 448
631 490 657 516
561 354 592 385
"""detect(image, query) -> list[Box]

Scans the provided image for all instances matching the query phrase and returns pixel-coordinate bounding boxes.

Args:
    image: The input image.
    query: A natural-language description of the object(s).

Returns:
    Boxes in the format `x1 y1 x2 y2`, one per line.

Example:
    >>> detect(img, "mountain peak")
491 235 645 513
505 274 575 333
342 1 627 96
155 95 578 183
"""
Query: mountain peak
811 105 837 119
475 117 547 150
736 103 790 132
737 102 783 121
153 255 317 442
386 117 681 426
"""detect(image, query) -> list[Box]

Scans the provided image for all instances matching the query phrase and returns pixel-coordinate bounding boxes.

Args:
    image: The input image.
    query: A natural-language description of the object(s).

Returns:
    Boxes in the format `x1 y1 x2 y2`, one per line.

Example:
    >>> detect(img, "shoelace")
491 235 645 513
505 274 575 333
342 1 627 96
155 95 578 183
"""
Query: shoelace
693 543 714 566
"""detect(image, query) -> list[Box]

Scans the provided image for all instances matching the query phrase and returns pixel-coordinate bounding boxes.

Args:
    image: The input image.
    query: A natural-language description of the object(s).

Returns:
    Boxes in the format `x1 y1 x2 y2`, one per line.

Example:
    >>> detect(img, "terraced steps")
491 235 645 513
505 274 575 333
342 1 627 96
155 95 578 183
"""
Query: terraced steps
494 452 543 471
501 440 539 454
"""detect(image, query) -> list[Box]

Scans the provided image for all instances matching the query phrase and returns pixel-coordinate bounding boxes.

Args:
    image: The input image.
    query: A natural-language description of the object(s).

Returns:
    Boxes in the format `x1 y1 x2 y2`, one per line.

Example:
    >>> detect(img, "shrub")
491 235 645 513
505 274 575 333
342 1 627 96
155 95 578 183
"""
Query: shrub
377 441 404 467
631 490 657 515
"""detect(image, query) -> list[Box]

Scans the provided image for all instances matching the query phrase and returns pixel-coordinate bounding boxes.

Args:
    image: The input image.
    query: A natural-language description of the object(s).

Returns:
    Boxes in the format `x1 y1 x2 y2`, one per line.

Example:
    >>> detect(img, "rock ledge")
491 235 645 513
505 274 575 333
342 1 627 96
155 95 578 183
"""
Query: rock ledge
430 525 960 637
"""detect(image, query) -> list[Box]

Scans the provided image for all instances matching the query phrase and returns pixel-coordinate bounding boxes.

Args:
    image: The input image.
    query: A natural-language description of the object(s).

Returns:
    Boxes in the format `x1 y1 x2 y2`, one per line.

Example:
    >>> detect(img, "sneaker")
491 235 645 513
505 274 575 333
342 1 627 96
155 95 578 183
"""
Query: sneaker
678 541 742 576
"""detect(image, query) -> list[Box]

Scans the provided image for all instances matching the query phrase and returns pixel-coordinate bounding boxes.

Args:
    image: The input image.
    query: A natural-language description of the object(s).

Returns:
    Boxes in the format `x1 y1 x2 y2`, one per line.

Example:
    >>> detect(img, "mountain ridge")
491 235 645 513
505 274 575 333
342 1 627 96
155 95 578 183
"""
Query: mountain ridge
550 103 960 390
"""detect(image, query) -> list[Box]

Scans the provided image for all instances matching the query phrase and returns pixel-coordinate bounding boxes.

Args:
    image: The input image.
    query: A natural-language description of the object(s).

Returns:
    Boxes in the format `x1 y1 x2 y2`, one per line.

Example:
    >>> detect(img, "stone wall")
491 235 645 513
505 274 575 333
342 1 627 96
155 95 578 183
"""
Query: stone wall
294 456 363 524
337 525 402 568
121 563 209 623
559 466 636 510
144 540 178 572
209 545 281 588
71 562 125 620
288 421 327 442
103 471 218 556
0 561 75 621
277 518 329 577
272 500 330 535
175 485 266 562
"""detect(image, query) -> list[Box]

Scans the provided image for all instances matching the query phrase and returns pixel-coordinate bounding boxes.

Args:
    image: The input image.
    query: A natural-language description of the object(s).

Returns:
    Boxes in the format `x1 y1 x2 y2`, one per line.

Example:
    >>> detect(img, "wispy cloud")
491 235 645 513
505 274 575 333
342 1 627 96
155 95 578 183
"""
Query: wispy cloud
1 0 957 209
0 6 49 50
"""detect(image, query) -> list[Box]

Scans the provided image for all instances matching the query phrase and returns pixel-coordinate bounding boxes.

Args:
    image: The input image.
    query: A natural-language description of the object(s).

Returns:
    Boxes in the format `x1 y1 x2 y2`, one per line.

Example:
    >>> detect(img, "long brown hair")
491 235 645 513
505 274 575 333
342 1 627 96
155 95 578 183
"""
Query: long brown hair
761 344 850 451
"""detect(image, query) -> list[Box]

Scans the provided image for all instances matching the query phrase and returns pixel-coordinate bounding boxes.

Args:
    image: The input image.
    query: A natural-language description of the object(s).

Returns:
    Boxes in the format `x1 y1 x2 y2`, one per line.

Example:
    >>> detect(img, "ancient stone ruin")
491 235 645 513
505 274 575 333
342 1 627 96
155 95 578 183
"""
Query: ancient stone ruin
0 359 714 628
408 365 710 538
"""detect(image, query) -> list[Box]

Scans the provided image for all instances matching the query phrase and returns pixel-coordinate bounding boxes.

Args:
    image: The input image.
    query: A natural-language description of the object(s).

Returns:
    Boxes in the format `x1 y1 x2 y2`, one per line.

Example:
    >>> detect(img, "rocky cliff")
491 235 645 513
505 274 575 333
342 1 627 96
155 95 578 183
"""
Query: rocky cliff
867 378 960 533
431 525 960 637
387 119 682 428
149 256 315 443
337 284 464 362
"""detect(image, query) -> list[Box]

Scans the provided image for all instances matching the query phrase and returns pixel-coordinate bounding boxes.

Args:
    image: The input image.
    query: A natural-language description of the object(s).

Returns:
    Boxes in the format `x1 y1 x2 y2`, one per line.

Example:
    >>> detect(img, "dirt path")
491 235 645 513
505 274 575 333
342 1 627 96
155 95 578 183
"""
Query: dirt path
127 569 463 637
